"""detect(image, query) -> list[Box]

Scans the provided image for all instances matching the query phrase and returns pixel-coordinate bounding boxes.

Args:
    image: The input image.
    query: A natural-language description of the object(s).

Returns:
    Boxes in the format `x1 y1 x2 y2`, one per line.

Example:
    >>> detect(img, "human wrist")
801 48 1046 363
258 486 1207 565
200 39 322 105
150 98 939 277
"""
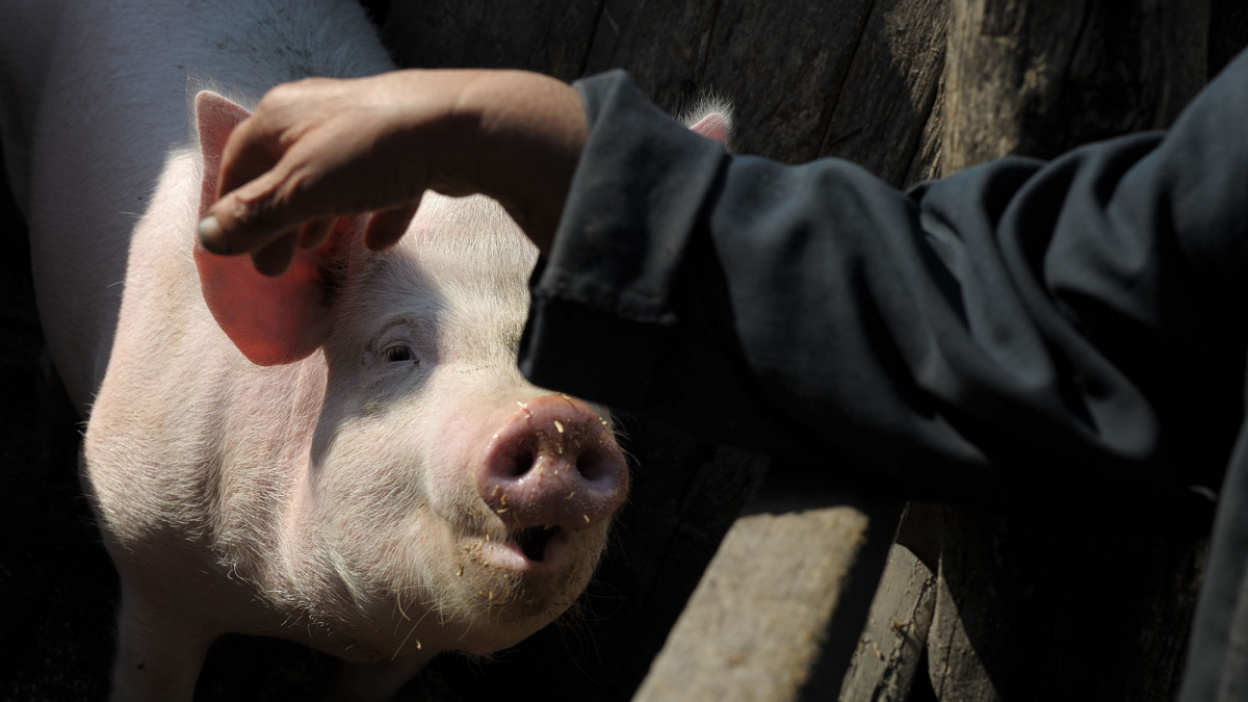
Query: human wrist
460 70 588 254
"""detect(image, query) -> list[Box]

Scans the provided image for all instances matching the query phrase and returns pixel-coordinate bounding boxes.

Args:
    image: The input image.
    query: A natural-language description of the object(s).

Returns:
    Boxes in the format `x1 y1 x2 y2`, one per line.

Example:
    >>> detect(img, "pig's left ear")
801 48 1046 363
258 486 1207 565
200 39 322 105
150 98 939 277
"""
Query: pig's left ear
192 90 359 367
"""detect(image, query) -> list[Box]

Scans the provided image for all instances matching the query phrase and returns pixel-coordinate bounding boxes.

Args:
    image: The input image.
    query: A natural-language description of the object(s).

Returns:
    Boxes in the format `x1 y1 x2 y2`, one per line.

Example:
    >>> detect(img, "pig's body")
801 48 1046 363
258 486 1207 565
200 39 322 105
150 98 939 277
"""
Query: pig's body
0 1 629 700
1 0 389 405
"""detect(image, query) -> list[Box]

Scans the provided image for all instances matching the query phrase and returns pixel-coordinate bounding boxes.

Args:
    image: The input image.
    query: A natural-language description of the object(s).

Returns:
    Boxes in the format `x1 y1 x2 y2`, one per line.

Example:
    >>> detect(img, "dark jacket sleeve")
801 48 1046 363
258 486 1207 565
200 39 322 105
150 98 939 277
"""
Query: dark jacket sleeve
519 52 1248 504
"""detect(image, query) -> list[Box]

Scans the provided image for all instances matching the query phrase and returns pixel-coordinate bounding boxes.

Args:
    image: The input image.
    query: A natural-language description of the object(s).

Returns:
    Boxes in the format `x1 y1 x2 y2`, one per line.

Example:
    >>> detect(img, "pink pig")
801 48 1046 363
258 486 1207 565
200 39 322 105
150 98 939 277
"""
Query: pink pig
0 0 651 699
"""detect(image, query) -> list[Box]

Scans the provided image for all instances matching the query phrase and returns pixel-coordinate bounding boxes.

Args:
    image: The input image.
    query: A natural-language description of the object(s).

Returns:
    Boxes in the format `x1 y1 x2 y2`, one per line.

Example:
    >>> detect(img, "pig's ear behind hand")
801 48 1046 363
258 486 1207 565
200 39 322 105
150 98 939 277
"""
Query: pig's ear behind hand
684 98 733 149
192 91 350 366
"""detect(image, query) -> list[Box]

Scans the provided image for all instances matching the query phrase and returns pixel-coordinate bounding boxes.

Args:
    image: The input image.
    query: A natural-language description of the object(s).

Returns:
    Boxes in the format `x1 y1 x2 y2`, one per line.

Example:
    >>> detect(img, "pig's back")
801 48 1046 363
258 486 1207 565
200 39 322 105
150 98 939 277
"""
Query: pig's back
5 0 394 411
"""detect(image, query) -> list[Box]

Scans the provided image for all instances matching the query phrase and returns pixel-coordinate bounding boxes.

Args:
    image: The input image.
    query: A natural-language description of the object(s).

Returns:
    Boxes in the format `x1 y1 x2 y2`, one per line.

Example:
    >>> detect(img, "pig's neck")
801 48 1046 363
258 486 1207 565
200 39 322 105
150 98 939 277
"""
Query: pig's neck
211 355 329 596
92 148 330 606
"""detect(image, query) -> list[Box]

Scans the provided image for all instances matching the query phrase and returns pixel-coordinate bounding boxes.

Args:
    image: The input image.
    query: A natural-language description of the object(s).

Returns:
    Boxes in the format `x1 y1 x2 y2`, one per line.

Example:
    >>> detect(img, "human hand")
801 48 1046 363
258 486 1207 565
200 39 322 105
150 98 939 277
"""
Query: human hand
198 69 588 275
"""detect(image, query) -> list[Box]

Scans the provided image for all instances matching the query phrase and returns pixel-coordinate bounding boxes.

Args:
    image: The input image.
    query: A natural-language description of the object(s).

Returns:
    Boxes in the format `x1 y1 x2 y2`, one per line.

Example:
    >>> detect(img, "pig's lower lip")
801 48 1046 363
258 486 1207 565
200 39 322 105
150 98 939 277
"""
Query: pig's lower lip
478 527 569 574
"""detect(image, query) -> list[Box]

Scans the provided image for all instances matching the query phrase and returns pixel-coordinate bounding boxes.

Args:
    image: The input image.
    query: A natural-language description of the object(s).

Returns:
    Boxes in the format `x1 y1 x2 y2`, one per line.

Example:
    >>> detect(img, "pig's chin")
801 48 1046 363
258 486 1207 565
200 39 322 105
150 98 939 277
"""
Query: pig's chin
311 524 602 661
425 521 608 652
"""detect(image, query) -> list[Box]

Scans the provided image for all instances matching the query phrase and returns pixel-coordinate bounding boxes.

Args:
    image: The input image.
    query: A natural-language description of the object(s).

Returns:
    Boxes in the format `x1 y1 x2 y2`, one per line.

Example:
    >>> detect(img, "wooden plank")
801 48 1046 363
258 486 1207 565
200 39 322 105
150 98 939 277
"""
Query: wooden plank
382 0 603 81
925 3 1214 700
837 544 936 702
633 475 902 702
838 505 941 702
926 507 1210 702
943 0 1208 171
816 0 948 186
694 0 877 163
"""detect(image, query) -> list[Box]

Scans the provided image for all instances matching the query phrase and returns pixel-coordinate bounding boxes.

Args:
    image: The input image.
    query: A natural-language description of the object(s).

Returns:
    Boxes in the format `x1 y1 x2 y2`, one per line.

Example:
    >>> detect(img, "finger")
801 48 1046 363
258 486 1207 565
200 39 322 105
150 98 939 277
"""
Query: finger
364 198 423 251
249 231 299 277
201 106 313 256
215 110 284 200
298 217 335 249
199 166 297 255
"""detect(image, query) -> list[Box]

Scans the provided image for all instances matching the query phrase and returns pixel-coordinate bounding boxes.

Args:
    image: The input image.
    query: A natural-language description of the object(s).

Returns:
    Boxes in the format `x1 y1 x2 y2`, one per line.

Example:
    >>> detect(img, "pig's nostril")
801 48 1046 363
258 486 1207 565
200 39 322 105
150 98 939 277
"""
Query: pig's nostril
575 450 613 482
506 449 534 478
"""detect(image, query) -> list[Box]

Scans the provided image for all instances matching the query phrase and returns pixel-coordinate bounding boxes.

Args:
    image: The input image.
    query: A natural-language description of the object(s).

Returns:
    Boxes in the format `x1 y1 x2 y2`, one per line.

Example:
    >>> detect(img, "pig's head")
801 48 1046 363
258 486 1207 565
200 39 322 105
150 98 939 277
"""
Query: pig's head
191 91 632 660
287 197 632 657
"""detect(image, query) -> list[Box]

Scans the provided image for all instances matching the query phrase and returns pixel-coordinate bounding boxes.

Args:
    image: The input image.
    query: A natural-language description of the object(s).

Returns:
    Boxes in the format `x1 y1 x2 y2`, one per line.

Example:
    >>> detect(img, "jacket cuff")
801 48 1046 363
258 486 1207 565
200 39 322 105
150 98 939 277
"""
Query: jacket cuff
519 70 727 408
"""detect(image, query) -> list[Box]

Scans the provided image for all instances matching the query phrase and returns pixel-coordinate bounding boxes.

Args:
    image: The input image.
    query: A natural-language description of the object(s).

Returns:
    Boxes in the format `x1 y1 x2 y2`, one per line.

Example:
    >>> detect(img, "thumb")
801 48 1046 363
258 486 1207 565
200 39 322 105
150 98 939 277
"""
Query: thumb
198 168 302 255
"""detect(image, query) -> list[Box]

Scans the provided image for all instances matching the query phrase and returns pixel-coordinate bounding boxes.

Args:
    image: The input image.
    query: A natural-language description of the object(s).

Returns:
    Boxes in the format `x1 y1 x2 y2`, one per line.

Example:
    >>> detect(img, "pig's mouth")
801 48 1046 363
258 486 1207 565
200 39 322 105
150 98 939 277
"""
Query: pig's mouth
470 523 571 574
512 525 559 563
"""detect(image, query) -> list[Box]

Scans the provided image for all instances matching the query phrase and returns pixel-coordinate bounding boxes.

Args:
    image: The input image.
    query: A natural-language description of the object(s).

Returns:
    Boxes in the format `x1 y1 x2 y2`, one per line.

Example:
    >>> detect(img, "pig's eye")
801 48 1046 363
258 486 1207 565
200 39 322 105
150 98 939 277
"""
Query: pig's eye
384 345 417 363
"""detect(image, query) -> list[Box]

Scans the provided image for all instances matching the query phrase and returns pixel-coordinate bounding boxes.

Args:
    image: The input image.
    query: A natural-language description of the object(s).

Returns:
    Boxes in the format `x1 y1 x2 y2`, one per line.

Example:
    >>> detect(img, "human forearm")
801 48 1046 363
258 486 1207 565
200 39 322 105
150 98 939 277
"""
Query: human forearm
199 68 587 272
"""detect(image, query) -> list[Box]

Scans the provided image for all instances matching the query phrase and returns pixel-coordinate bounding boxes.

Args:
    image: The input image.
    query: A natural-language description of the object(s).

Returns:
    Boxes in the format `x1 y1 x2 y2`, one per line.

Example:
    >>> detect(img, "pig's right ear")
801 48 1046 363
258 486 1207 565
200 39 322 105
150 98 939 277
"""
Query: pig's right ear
689 112 730 144
192 90 351 367
685 100 733 148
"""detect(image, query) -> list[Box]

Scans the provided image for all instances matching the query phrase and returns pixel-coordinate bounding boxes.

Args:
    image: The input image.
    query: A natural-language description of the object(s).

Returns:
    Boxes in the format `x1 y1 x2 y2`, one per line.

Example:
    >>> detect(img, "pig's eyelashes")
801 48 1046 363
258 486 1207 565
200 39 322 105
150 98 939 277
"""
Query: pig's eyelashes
384 344 418 364
373 319 426 367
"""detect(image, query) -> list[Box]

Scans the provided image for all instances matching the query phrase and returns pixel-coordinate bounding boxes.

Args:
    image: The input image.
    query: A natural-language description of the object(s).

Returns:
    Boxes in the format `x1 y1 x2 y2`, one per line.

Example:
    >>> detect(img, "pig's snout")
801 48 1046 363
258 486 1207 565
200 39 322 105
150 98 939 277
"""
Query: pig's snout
479 395 628 533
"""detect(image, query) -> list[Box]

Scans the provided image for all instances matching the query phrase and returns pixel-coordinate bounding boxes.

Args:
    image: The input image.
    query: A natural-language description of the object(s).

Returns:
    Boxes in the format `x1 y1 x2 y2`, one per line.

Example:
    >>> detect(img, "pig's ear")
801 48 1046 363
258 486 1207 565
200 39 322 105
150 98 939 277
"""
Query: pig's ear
194 90 251 221
688 112 730 144
684 98 733 148
192 90 356 367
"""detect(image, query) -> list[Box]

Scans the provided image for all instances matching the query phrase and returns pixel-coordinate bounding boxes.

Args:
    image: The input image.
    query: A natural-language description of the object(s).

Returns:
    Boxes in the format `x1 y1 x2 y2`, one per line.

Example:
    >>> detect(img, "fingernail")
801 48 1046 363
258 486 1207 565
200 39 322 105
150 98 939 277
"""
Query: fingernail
198 215 222 245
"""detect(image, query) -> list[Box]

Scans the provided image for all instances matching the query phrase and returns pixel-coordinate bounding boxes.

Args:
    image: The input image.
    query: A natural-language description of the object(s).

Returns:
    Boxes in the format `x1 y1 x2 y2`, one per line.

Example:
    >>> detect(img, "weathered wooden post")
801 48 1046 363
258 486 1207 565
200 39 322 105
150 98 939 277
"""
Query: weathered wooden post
841 3 1214 702
932 2 1210 700
931 5 1210 701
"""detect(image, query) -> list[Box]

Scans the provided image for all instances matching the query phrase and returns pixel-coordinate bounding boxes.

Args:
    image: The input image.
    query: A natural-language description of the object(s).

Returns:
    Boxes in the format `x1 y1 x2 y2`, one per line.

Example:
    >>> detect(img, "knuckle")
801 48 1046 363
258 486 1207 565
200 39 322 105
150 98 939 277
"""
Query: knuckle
259 81 304 110
231 192 288 233
260 77 334 112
